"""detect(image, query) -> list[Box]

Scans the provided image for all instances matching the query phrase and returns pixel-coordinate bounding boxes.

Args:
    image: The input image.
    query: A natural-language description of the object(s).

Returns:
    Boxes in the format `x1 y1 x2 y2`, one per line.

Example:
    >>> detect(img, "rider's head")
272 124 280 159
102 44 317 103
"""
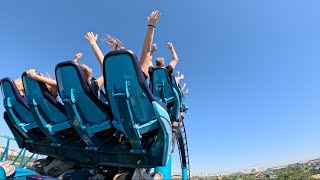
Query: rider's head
156 57 165 68
81 64 93 84
14 78 25 95
104 34 124 50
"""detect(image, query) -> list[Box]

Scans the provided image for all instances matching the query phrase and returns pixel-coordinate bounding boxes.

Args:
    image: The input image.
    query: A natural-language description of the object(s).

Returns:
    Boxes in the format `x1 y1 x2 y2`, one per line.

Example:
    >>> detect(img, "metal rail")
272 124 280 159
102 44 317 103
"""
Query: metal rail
176 120 191 179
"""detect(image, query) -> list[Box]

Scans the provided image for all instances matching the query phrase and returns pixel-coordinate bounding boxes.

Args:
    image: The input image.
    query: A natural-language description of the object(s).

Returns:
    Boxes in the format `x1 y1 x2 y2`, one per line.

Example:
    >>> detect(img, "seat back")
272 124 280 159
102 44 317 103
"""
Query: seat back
150 68 176 107
103 49 172 163
103 50 166 125
22 72 69 125
55 61 113 126
171 75 188 112
0 78 37 132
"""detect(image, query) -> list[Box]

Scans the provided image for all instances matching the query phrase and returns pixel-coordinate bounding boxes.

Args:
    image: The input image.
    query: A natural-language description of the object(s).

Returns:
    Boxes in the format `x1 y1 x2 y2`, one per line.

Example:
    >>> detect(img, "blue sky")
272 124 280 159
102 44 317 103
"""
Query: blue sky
1 0 320 175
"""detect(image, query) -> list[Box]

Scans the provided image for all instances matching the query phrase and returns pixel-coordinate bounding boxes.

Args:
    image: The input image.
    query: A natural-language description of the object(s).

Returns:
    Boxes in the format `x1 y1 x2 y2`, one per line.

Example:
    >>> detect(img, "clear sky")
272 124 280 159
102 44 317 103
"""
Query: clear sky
1 0 320 175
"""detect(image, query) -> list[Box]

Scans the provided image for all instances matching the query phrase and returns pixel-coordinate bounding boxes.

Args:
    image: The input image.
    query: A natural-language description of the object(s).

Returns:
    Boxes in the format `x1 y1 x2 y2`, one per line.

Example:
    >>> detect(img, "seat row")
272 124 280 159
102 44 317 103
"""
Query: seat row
0 50 187 167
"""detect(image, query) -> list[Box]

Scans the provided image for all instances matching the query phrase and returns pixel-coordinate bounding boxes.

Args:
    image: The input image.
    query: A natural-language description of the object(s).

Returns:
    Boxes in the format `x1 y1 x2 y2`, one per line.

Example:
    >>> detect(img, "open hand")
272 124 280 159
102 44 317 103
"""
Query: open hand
26 69 38 78
148 10 161 27
84 32 98 45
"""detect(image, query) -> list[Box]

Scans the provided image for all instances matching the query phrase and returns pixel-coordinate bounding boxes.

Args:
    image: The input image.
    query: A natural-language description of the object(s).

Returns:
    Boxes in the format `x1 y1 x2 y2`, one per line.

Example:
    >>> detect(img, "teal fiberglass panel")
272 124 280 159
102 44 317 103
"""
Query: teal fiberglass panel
105 54 156 124
22 76 68 124
1 81 35 124
56 66 108 124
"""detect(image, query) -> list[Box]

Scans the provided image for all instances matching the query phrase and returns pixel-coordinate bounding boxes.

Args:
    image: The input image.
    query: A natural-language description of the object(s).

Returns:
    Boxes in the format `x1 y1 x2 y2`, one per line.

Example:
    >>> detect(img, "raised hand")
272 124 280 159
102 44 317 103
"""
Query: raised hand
176 71 180 77
73 53 82 62
167 42 174 51
84 32 98 45
148 10 161 27
26 69 38 78
151 43 157 53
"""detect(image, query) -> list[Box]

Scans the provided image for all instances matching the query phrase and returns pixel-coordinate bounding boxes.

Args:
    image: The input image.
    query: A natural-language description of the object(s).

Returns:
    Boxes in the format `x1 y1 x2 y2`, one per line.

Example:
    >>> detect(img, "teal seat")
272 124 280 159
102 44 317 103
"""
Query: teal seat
171 75 188 112
55 61 113 149
22 73 74 145
0 78 43 145
103 50 172 165
149 68 181 122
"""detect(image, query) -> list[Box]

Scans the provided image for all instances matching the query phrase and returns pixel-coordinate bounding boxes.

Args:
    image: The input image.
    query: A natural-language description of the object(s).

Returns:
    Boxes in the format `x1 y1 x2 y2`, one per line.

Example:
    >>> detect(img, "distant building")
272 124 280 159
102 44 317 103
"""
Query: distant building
244 166 267 174
288 163 300 168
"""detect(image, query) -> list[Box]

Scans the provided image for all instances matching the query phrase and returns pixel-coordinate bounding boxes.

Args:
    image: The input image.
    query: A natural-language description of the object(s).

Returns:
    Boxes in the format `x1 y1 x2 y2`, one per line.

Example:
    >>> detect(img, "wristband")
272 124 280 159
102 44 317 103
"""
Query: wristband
148 24 155 28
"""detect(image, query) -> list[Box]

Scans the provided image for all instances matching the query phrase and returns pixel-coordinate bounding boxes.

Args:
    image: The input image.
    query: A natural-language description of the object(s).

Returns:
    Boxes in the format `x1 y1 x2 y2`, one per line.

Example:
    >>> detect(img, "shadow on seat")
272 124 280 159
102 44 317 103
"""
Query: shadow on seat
0 78 44 147
103 50 172 165
22 72 76 146
55 61 114 149
149 68 181 122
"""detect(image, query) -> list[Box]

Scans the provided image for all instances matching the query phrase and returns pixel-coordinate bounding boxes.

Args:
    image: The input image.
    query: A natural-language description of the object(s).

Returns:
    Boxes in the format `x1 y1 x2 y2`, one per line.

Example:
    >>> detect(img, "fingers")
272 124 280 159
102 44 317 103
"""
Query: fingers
152 43 157 51
150 11 155 18
148 10 161 25
155 10 161 19
85 32 96 38
26 69 36 76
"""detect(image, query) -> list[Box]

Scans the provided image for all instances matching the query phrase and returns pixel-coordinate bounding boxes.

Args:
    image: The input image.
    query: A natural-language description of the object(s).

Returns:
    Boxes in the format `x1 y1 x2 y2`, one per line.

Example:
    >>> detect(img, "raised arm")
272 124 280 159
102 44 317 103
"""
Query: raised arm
181 83 186 91
140 10 161 77
73 53 83 63
95 76 104 88
167 42 179 69
176 71 181 77
85 32 104 69
26 69 57 86
26 69 58 97
175 73 184 85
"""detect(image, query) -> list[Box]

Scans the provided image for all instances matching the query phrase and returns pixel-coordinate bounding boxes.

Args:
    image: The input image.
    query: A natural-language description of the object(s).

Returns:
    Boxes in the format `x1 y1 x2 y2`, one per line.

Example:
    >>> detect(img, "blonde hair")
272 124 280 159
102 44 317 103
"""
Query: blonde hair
81 64 92 83
156 57 165 67
104 34 124 50
14 78 24 93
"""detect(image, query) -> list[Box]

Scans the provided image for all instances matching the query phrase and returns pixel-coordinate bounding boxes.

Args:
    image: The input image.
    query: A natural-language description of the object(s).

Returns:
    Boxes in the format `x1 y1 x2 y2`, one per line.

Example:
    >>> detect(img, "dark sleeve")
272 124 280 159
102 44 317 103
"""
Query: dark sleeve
90 81 100 98
143 66 154 79
166 65 174 76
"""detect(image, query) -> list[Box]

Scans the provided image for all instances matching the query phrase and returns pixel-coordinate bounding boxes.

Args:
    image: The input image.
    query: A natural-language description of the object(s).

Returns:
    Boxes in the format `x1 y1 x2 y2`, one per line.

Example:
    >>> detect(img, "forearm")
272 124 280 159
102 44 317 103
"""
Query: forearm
181 84 186 90
73 58 80 63
34 75 57 86
140 27 155 63
90 43 105 68
170 48 179 61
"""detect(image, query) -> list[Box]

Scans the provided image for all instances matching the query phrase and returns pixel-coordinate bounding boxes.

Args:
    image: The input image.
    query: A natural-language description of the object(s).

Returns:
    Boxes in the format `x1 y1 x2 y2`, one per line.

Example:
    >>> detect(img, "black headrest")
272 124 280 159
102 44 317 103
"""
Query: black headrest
103 50 167 110
0 77 29 109
55 61 114 119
